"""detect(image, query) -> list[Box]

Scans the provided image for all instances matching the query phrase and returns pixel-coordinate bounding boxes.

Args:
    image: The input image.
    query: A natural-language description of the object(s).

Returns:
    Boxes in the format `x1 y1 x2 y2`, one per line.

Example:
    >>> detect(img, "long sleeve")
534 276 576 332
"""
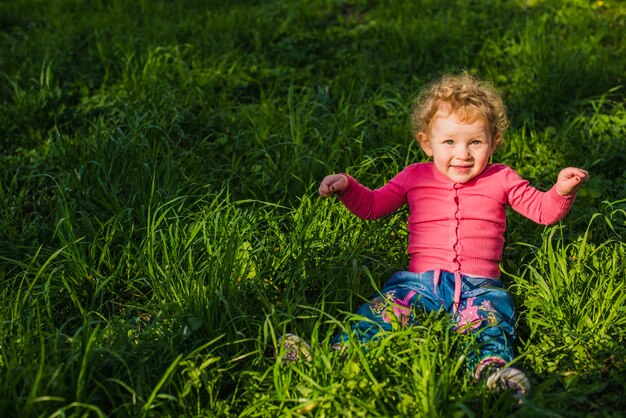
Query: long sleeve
337 166 414 220
505 169 576 225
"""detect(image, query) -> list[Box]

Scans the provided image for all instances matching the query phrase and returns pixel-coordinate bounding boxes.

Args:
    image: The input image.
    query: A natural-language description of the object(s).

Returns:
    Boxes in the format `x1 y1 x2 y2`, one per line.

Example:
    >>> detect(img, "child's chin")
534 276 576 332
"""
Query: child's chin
448 173 474 183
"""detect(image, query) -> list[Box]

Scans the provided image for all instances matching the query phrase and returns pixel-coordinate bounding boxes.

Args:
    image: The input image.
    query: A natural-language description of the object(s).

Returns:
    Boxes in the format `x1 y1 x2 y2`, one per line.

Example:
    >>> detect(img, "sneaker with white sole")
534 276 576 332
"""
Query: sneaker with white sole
485 367 531 399
276 333 312 365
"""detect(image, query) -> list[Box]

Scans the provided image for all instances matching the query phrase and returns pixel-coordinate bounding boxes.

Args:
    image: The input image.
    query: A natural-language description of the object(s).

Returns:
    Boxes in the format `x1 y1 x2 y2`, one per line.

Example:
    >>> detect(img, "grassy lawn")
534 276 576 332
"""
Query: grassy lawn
1 0 625 416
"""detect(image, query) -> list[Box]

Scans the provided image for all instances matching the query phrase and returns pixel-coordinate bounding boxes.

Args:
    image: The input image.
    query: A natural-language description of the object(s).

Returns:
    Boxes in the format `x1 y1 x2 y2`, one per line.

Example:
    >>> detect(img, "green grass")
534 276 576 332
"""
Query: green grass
1 0 625 416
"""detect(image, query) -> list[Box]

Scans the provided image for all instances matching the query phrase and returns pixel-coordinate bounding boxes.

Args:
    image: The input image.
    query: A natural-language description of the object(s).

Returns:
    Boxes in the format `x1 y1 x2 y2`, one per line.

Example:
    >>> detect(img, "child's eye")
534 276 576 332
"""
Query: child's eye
470 139 483 145
444 139 454 145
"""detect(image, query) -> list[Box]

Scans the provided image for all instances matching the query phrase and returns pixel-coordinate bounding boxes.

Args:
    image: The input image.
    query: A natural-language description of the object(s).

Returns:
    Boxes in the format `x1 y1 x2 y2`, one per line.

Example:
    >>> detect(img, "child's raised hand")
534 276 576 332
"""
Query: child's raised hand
319 174 348 197
556 167 589 196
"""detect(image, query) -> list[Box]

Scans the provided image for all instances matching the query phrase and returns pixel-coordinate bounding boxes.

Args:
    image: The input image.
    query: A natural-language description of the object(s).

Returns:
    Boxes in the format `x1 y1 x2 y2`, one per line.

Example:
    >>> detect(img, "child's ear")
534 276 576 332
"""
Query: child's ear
490 134 501 152
417 132 433 157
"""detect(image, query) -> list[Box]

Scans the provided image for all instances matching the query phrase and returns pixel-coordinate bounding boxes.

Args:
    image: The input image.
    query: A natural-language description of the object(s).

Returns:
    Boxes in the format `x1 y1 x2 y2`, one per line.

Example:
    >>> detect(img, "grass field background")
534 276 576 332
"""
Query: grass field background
1 0 625 416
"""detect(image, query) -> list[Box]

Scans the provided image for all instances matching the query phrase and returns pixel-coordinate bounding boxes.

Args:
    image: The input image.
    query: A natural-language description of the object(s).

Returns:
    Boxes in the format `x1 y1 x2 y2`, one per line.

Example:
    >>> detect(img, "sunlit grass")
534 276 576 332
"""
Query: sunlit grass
1 0 625 416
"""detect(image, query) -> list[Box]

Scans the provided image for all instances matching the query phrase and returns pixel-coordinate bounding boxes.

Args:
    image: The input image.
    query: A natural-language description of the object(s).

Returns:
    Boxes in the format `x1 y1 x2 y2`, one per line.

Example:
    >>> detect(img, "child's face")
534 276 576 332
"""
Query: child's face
417 103 497 184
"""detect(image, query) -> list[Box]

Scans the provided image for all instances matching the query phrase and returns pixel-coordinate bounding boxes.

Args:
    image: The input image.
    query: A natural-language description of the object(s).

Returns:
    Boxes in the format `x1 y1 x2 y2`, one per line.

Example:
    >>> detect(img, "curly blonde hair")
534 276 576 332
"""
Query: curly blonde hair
411 73 509 147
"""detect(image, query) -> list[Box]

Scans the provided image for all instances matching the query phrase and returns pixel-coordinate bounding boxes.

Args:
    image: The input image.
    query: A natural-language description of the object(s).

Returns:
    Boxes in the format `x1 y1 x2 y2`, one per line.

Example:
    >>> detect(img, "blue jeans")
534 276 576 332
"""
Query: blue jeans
332 270 517 374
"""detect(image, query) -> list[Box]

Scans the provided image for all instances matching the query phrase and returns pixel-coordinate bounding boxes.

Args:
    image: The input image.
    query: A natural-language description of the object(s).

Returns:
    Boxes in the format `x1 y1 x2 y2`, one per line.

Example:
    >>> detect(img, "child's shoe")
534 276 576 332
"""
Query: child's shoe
485 366 531 400
276 333 312 365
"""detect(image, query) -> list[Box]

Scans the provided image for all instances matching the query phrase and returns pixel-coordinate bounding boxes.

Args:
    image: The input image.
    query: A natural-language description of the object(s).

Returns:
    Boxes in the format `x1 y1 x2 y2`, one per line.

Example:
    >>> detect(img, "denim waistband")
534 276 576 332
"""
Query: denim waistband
390 269 505 313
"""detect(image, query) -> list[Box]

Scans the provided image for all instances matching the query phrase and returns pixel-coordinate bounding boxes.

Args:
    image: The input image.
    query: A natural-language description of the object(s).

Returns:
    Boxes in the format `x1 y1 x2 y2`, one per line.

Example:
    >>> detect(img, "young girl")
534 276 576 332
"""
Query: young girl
281 73 588 398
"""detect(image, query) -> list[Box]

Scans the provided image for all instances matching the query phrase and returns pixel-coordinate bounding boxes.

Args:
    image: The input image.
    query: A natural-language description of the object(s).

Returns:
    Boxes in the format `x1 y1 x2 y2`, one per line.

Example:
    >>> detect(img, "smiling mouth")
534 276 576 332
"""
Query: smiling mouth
452 165 473 172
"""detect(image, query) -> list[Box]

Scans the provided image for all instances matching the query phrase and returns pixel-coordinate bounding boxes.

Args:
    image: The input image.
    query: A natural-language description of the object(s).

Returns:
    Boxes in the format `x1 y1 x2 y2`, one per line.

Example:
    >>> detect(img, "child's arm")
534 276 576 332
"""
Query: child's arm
506 166 589 225
318 167 413 220
555 167 589 196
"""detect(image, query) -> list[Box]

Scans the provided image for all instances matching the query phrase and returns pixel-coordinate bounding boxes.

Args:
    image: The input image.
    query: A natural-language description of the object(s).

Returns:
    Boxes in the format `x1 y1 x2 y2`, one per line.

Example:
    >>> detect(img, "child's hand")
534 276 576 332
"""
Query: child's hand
556 167 589 196
319 174 348 197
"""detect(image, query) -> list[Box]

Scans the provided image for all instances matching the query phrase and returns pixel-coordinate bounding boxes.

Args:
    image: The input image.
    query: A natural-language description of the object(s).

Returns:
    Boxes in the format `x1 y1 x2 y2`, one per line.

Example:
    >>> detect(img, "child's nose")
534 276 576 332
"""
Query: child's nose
455 145 471 159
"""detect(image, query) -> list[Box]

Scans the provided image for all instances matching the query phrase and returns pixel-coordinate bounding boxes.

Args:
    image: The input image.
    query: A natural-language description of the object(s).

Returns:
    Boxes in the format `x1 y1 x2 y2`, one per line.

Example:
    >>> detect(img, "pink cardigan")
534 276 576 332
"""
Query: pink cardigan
338 163 575 278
